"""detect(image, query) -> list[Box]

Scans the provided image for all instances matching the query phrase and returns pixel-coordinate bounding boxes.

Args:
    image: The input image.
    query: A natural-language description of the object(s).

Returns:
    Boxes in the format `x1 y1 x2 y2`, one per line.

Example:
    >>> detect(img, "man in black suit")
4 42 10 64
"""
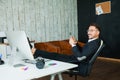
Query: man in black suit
32 23 101 62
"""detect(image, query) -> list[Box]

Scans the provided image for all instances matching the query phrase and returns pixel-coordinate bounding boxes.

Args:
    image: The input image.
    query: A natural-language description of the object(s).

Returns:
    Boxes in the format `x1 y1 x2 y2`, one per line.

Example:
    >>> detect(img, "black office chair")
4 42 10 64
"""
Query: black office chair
64 40 105 80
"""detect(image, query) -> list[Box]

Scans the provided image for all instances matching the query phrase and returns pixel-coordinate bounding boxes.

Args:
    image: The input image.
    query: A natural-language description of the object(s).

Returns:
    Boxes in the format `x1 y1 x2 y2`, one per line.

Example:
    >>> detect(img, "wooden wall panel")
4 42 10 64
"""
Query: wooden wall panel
0 0 78 42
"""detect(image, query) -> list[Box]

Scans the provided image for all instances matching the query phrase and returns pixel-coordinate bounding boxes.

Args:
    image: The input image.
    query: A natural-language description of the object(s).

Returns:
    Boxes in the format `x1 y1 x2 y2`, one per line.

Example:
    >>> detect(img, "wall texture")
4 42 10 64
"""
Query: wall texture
0 0 78 42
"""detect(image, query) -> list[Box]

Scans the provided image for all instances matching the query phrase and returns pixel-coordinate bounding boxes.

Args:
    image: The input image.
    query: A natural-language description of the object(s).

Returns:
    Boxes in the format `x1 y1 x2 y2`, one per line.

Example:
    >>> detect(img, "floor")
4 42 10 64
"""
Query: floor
33 57 120 80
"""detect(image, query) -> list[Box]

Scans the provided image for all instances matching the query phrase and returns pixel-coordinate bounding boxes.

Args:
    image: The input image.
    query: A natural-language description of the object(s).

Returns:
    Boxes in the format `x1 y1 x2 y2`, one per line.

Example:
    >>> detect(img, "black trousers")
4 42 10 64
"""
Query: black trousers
34 50 78 63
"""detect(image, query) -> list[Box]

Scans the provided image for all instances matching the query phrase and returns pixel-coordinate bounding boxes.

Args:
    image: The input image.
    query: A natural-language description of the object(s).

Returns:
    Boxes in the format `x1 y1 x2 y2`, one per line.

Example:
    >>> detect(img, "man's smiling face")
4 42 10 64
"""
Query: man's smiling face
87 26 100 39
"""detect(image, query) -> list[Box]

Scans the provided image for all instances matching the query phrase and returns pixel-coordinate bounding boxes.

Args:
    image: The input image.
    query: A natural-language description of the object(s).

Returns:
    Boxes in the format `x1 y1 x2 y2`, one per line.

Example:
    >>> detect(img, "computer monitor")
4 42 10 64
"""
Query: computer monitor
6 31 34 61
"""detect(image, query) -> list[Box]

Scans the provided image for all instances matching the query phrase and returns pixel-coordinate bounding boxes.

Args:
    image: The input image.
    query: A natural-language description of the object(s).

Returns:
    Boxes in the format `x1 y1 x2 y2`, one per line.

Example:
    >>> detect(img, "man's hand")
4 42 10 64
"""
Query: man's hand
69 36 77 47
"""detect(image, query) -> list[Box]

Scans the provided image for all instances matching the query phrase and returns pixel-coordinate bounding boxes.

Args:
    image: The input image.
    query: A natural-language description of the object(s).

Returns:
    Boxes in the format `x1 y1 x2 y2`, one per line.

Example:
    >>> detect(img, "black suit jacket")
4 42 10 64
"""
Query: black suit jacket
72 38 101 61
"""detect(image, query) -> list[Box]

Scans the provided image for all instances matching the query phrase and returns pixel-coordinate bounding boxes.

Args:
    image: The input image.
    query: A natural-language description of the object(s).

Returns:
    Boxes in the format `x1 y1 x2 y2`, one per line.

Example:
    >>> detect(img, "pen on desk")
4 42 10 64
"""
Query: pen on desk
48 63 57 66
21 66 28 71
24 67 28 70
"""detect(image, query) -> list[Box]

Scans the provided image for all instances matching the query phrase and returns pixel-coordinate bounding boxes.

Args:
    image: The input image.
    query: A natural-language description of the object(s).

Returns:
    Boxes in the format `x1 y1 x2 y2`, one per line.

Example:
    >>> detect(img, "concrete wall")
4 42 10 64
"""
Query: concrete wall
0 0 78 42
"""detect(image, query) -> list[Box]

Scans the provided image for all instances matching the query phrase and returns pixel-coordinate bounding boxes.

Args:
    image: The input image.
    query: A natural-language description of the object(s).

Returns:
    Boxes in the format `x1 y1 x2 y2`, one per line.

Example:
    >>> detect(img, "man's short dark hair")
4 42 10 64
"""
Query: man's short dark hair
89 23 101 32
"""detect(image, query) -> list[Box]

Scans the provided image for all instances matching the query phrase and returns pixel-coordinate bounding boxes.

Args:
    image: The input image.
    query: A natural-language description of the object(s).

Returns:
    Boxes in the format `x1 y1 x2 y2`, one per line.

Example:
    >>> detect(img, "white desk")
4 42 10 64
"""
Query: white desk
0 60 77 80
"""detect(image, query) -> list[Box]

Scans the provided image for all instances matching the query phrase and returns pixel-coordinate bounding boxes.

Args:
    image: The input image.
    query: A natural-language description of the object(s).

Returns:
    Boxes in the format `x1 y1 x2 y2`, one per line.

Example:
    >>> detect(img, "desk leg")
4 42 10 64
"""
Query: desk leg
58 73 63 80
50 73 63 80
50 74 56 80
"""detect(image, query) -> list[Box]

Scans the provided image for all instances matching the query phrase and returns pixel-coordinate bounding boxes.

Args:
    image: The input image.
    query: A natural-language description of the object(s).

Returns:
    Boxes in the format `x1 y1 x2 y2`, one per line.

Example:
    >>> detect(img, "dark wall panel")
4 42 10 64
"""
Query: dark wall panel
77 0 120 59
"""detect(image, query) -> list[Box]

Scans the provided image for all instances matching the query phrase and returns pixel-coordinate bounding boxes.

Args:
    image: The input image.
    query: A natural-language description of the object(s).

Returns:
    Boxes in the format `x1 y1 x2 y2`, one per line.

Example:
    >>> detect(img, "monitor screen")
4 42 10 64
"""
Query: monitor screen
6 31 34 61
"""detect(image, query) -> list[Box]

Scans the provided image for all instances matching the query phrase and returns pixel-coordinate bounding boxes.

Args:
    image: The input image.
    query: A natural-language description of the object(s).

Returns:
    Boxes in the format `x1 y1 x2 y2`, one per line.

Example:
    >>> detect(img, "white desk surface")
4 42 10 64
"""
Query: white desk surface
0 60 77 80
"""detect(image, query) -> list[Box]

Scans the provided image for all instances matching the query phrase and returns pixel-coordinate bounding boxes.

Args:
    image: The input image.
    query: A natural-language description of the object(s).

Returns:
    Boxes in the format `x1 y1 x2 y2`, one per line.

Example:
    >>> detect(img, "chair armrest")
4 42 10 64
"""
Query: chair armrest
68 56 86 63
77 56 86 61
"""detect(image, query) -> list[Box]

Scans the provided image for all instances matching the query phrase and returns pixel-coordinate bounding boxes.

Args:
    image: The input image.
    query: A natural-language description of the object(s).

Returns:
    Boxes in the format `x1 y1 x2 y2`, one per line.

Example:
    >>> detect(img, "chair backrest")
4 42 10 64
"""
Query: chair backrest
89 40 104 64
77 40 105 76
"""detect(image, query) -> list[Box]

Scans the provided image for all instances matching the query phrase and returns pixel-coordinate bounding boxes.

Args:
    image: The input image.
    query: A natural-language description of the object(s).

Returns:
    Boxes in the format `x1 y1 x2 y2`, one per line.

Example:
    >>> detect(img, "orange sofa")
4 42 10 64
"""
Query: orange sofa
34 39 85 55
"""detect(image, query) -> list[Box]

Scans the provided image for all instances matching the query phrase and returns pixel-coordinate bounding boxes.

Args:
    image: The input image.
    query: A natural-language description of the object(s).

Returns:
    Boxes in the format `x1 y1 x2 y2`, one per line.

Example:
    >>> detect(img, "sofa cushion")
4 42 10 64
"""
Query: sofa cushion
34 42 46 51
45 42 61 53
